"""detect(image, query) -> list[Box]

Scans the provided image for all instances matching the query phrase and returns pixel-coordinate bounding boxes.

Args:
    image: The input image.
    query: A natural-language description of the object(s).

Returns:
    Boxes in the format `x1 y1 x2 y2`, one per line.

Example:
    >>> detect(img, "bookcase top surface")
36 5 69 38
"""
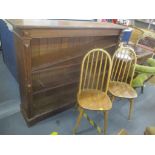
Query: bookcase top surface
7 19 126 30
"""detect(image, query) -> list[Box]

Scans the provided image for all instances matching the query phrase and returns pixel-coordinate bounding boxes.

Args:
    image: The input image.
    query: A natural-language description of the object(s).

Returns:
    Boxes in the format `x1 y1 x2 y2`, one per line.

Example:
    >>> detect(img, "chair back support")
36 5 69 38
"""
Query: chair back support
111 47 137 85
78 49 112 94
129 27 144 45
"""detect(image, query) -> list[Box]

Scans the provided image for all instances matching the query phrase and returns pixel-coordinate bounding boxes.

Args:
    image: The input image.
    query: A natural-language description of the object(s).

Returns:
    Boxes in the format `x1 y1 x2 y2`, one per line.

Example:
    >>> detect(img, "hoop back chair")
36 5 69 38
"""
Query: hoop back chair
73 48 112 134
129 27 144 45
109 46 137 120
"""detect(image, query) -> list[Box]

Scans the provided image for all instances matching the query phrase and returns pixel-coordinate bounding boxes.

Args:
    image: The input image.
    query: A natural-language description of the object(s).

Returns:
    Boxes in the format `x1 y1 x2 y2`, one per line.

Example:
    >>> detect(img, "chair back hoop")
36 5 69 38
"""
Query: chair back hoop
111 46 137 85
129 27 144 45
78 48 112 94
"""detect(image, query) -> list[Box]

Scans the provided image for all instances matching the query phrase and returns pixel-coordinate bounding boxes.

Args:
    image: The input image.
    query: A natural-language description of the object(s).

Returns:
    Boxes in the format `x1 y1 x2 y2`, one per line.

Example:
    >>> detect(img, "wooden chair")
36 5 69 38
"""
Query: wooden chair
126 27 154 64
129 27 144 45
109 46 137 120
73 48 112 134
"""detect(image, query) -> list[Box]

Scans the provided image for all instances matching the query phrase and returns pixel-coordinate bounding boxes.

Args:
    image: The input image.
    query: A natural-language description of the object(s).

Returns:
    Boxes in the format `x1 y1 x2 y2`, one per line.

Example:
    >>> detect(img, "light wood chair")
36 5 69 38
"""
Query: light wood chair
109 46 137 120
129 27 144 45
73 48 112 134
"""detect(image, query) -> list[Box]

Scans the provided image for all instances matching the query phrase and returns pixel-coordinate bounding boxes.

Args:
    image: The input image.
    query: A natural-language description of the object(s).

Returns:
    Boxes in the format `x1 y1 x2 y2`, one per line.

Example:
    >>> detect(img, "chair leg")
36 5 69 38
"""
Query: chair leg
141 86 144 94
74 102 79 111
73 108 84 134
103 111 108 135
128 99 134 120
111 95 115 103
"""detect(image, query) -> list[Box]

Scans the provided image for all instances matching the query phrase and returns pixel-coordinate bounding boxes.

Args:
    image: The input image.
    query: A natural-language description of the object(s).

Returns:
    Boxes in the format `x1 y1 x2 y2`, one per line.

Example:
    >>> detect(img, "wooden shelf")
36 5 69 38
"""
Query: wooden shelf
9 19 123 126
32 79 79 95
31 43 117 73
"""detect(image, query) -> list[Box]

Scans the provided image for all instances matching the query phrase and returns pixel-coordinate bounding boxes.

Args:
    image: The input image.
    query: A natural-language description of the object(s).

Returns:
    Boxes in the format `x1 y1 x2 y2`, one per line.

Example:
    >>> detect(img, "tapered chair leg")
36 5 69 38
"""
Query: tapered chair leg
141 86 144 94
74 102 79 111
73 108 84 134
103 111 108 135
128 99 134 120
111 95 115 103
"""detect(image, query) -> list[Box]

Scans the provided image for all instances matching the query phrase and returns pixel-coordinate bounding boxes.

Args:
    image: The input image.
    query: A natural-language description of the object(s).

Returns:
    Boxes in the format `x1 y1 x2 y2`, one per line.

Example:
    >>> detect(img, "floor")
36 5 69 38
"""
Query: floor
0 52 155 135
0 52 20 120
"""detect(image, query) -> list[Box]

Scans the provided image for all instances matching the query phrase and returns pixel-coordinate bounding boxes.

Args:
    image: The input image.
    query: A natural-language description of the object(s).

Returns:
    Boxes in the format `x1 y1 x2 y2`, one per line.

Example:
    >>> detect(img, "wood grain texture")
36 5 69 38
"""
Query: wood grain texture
7 19 125 29
77 48 112 111
109 46 137 120
10 19 124 126
109 81 137 98
78 90 112 110
75 48 112 134
14 36 33 118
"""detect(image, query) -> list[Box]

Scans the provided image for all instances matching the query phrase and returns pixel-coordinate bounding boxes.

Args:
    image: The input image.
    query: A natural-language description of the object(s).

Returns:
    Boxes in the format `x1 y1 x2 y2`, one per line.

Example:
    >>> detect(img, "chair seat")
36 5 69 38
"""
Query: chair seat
109 81 137 98
78 90 112 111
